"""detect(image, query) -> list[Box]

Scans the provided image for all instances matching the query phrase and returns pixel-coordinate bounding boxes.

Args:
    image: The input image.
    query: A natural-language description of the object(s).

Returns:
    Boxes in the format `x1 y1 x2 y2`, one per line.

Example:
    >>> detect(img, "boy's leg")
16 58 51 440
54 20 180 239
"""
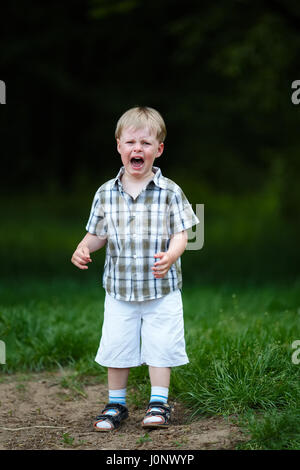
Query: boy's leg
149 366 170 403
149 366 170 388
142 366 172 427
108 367 130 390
94 367 130 431
108 367 130 404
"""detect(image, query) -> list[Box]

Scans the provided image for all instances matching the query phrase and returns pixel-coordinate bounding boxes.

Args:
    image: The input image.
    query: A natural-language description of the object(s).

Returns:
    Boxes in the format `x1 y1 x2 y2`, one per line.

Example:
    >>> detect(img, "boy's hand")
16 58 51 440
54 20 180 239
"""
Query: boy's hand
152 252 173 278
71 245 92 270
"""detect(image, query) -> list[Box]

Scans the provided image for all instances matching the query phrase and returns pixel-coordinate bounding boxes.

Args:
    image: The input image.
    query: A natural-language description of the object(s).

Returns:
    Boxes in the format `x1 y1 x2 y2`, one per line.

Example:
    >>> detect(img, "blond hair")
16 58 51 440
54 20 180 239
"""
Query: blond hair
115 106 167 142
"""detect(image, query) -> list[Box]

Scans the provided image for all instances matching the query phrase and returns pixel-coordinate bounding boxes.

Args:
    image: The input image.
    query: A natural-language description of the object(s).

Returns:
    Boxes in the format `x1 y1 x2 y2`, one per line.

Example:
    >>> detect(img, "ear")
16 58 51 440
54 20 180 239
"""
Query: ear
155 142 164 159
116 138 121 155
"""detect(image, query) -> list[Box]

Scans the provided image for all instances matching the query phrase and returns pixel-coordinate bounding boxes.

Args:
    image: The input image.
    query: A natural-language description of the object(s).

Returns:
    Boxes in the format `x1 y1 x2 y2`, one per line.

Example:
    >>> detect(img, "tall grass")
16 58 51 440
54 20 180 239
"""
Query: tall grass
173 284 300 413
170 284 300 449
0 278 105 375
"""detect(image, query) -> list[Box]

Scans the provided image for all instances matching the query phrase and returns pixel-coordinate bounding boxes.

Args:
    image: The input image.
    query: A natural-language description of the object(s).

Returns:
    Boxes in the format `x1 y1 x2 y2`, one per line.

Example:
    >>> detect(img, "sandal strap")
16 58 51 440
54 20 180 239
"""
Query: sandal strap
95 403 128 428
145 401 171 421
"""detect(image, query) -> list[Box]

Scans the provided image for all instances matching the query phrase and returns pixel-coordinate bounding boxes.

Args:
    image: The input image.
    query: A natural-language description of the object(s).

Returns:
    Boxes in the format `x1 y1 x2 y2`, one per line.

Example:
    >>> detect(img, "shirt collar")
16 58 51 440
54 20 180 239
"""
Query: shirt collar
112 166 167 190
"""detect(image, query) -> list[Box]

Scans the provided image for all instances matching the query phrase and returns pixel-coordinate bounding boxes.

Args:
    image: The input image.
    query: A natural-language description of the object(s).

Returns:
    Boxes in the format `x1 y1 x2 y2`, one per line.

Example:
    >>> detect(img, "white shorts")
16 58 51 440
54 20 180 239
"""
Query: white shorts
95 289 189 368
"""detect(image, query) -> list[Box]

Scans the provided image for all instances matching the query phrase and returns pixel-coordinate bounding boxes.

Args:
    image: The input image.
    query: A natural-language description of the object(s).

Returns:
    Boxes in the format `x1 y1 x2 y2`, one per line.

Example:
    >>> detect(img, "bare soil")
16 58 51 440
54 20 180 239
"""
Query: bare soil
0 370 245 450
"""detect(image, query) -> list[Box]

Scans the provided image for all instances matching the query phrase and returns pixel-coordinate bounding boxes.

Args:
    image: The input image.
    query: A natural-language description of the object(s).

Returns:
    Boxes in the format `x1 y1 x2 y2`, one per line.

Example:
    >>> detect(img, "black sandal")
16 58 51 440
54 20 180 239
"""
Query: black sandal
93 403 128 432
142 401 171 428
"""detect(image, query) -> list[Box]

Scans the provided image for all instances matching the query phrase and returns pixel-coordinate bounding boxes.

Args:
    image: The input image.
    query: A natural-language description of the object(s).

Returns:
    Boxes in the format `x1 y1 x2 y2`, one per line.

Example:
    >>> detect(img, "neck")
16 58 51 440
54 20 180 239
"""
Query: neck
122 169 155 184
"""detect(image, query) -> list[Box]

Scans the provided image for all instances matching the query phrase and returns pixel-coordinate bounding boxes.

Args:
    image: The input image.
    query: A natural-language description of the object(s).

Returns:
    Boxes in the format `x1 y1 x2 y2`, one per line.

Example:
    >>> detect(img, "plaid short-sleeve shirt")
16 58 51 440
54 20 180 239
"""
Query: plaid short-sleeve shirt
86 166 199 301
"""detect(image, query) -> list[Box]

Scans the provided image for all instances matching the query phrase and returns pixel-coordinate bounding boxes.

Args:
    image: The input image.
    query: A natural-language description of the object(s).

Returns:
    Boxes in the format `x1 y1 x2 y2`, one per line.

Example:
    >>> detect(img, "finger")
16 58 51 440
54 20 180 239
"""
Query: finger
154 260 163 266
73 254 87 265
153 262 167 268
152 263 167 270
72 254 90 266
153 269 166 275
152 268 163 274
71 259 88 270
77 250 91 261
81 247 91 261
78 264 88 270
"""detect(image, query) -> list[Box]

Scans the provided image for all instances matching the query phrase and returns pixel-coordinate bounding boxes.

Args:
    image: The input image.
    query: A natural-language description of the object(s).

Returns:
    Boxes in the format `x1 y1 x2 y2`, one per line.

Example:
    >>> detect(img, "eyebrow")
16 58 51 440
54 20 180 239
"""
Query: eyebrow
124 136 153 141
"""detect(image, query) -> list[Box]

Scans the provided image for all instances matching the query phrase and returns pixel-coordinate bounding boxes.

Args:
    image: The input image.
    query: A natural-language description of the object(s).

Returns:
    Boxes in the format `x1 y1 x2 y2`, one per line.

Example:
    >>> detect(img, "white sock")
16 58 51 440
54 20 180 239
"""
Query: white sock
150 386 169 404
108 388 127 406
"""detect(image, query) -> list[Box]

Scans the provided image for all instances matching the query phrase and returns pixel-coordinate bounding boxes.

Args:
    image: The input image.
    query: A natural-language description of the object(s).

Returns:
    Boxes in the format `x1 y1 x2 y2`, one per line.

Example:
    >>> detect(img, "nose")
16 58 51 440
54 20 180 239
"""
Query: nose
133 141 142 152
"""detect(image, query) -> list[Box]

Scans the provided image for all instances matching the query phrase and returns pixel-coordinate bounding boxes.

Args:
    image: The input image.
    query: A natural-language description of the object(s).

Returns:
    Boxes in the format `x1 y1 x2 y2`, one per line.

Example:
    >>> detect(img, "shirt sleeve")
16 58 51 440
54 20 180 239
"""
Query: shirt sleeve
85 190 107 237
168 187 200 234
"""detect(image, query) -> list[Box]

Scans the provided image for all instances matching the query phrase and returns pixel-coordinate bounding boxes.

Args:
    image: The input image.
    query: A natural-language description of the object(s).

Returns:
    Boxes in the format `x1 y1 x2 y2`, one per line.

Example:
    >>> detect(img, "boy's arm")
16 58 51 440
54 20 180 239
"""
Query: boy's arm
152 230 188 279
167 230 188 263
71 232 107 270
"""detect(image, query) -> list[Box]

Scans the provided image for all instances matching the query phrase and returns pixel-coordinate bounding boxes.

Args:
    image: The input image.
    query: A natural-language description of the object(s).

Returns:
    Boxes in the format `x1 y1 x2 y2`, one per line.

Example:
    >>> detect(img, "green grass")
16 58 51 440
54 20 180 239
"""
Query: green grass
1 278 300 449
0 278 106 376
235 407 300 449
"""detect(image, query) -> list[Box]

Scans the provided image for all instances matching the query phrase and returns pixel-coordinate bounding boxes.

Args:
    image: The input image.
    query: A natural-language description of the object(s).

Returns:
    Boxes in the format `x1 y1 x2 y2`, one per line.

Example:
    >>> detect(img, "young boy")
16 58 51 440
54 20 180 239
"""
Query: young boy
71 106 199 431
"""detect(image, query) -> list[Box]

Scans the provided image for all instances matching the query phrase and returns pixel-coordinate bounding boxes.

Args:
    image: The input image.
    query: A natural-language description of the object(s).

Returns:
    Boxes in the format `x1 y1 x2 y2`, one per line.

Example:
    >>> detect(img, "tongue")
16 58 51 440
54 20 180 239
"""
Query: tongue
131 160 143 169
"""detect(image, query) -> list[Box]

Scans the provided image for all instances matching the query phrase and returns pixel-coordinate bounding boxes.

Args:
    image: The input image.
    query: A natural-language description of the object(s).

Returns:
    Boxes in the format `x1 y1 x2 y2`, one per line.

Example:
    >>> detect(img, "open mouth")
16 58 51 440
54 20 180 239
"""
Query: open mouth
130 157 144 169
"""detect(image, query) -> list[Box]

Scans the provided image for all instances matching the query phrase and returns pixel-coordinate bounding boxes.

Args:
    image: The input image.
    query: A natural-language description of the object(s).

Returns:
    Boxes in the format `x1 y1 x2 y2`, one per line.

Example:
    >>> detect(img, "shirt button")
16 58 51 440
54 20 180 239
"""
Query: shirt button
133 255 137 259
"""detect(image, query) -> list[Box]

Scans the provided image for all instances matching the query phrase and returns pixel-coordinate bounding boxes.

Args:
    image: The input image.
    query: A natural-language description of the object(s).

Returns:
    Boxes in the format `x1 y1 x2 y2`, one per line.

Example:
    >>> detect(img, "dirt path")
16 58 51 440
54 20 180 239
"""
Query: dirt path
0 371 245 450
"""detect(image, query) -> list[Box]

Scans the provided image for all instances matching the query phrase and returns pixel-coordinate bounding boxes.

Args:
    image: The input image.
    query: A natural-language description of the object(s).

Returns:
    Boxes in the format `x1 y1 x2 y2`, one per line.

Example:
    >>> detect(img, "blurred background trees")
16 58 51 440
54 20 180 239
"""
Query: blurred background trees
1 0 299 282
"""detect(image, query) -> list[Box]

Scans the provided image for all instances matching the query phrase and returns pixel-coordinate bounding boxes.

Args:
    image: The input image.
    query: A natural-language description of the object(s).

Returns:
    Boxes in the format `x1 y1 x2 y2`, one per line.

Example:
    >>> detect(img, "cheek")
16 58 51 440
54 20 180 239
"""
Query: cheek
119 146 129 157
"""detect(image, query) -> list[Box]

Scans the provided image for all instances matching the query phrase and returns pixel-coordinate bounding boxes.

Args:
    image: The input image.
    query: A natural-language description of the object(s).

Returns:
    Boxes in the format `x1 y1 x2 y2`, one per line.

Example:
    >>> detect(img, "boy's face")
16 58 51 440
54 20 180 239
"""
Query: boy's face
117 127 164 181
